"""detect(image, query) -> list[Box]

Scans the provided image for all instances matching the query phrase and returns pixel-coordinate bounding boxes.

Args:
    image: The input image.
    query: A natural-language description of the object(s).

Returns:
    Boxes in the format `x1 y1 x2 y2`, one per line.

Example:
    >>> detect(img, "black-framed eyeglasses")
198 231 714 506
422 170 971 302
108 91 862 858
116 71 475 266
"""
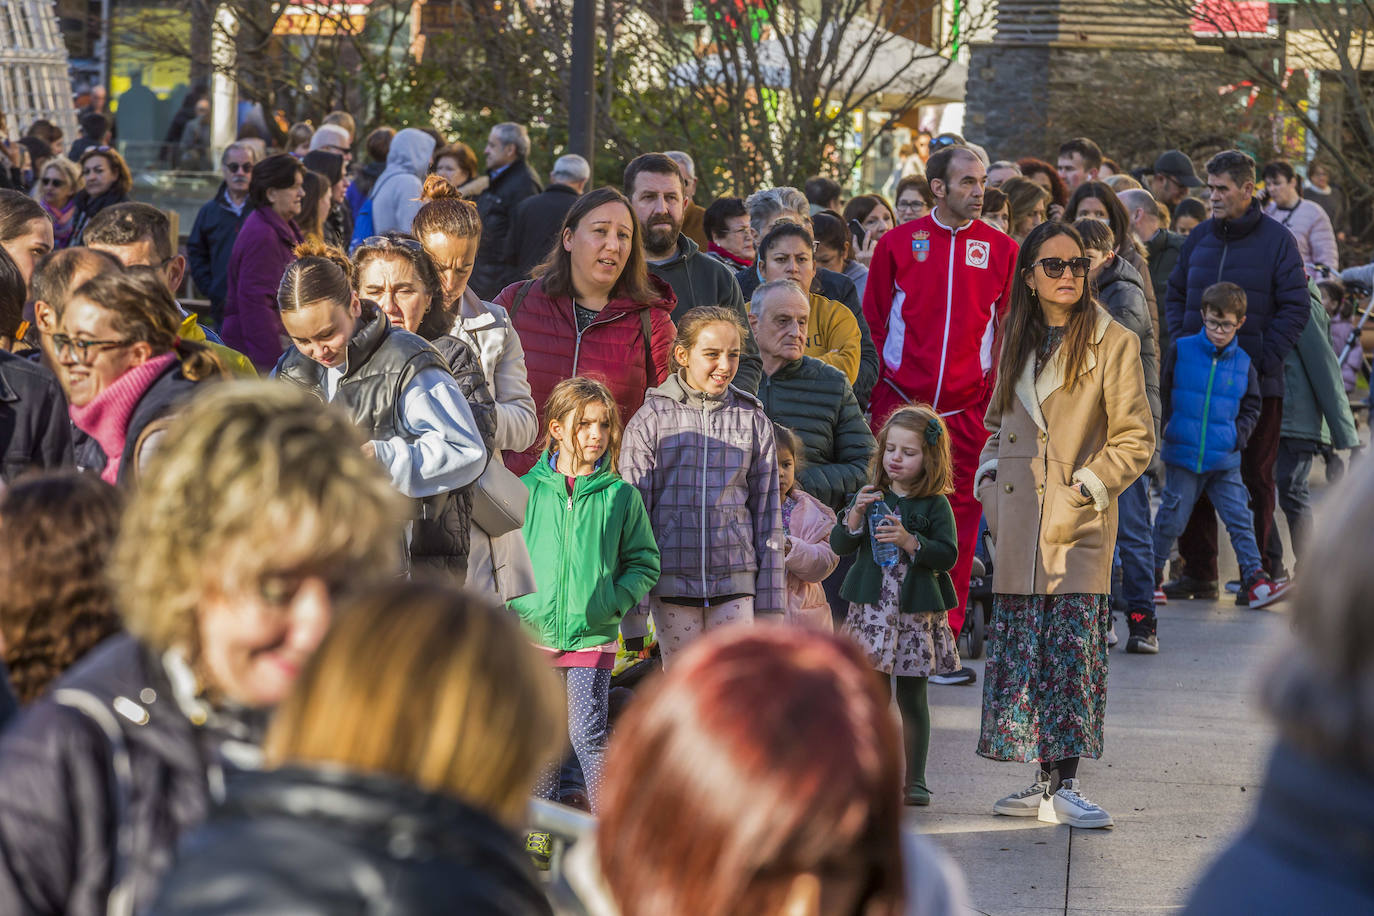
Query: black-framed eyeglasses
224 161 252 173
324 145 352 158
52 334 134 363
1202 317 1239 333
1034 257 1090 279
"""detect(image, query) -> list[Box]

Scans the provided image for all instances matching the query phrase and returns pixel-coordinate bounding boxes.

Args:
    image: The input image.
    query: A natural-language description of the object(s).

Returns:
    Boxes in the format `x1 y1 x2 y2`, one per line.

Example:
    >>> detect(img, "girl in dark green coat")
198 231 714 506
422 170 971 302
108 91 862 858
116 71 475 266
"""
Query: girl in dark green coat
511 377 659 812
832 404 960 806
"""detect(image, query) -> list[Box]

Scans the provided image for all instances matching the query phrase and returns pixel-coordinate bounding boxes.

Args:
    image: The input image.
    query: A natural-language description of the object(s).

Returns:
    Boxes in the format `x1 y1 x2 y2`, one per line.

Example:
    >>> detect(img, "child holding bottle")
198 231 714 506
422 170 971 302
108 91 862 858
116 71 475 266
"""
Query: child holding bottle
512 376 660 812
831 404 960 806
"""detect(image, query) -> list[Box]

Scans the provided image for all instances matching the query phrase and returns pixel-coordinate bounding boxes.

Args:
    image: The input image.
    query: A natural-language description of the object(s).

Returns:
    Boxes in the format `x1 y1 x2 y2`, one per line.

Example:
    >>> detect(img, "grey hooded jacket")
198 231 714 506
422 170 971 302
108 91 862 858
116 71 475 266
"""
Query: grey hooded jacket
619 371 785 632
370 128 436 235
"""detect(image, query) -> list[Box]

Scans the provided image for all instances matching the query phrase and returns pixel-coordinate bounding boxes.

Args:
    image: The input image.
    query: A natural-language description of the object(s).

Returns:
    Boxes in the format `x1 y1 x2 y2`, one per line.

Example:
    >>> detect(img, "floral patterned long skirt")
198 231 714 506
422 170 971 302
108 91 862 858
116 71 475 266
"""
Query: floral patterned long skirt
977 592 1111 763
842 554 960 677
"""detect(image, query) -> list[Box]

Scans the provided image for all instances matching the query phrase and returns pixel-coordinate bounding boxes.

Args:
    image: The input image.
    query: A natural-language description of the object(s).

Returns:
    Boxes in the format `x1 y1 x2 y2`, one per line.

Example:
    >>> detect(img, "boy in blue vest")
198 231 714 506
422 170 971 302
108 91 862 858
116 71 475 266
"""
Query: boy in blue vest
1154 282 1291 610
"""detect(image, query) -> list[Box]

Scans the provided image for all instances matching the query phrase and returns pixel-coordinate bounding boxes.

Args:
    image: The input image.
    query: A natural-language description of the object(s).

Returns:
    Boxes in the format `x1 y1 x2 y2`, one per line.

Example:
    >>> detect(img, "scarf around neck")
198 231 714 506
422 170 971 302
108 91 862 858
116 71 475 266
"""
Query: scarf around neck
707 241 754 268
69 352 177 484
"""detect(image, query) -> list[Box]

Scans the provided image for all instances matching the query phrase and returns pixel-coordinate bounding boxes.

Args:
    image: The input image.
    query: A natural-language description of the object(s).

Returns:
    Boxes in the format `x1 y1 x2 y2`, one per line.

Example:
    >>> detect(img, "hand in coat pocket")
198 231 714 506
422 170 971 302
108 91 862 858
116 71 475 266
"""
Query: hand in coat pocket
1044 482 1102 547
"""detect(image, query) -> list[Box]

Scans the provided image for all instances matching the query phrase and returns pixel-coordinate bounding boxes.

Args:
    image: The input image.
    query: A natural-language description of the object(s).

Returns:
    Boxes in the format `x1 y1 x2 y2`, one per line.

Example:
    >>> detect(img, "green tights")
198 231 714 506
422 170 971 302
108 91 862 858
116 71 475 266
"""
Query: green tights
882 673 932 803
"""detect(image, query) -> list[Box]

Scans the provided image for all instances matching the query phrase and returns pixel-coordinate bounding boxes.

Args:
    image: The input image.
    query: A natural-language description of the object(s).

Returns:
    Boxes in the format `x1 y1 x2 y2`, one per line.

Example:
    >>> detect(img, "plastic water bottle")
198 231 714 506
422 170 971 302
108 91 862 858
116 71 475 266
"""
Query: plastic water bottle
869 499 900 568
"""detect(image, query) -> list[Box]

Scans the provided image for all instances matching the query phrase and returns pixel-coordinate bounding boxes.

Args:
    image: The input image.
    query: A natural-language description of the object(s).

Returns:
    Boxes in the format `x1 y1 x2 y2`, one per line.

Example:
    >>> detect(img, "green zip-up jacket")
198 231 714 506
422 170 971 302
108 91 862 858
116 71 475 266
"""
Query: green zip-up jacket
830 490 958 613
510 451 661 651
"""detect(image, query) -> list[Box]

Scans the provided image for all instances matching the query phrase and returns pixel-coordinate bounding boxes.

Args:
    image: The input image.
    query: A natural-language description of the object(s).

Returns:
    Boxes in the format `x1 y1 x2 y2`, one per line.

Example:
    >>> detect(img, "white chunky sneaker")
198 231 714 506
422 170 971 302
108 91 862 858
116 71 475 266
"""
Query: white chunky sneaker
992 769 1050 816
1038 778 1114 828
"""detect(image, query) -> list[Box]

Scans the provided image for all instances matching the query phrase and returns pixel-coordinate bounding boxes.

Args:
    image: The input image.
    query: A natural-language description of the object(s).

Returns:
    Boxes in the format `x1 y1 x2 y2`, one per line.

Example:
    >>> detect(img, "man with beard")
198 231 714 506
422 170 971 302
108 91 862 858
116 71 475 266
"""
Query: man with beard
624 153 761 393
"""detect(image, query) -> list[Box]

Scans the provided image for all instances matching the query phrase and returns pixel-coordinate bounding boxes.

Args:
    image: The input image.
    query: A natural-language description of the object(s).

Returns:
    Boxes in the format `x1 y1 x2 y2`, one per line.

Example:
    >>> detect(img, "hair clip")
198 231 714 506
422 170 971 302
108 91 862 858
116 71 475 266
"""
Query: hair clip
924 417 942 446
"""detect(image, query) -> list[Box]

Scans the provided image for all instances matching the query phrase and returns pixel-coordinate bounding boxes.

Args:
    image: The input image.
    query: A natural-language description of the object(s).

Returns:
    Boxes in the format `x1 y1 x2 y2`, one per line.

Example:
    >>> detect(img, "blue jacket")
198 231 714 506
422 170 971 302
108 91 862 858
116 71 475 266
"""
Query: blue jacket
1160 332 1260 474
1164 199 1310 397
185 184 248 326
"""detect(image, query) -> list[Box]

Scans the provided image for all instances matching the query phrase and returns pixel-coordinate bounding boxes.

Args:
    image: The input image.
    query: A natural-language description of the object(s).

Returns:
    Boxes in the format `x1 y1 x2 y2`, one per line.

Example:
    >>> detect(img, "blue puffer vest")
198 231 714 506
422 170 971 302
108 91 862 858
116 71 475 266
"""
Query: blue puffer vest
1162 331 1251 473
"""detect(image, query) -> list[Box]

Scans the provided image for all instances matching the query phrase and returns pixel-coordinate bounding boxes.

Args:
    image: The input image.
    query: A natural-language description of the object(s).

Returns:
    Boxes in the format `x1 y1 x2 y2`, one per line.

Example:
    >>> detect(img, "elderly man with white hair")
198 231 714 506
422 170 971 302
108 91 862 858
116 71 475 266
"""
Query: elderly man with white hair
505 152 590 281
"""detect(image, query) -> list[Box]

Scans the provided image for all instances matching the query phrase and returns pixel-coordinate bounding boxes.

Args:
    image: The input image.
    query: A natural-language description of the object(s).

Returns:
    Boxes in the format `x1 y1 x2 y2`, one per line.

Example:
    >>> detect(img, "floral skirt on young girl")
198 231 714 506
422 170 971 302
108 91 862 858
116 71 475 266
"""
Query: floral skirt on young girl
842 554 960 677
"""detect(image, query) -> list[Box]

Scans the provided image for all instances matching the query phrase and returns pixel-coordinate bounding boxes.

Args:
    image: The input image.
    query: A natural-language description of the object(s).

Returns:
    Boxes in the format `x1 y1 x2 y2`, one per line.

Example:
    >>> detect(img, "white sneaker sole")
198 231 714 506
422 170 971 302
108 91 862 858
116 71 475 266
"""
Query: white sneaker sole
1037 797 1114 828
1248 588 1290 610
992 799 1043 817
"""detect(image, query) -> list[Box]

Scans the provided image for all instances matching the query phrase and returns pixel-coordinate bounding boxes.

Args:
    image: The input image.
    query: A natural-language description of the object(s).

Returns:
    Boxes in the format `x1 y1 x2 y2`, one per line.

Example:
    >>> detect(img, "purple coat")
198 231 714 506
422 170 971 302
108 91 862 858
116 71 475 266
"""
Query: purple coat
221 207 303 370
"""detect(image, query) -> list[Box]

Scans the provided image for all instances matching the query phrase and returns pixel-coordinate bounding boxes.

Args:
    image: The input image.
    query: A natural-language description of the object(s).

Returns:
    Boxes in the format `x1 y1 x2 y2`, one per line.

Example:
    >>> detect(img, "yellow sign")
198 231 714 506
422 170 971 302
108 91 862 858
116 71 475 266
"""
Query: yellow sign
272 12 367 35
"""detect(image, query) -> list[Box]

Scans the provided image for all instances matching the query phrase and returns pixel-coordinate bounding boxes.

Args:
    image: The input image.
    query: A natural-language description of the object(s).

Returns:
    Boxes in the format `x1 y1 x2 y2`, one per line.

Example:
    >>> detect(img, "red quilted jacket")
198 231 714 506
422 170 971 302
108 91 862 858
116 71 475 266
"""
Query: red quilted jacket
496 275 677 474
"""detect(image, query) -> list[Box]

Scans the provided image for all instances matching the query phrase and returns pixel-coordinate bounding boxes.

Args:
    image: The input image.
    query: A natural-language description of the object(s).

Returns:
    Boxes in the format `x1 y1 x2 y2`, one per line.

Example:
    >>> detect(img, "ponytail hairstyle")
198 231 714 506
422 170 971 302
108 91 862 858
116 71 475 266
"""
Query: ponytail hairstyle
671 305 747 370
278 239 354 314
412 174 482 241
870 404 953 498
68 267 224 382
540 376 624 473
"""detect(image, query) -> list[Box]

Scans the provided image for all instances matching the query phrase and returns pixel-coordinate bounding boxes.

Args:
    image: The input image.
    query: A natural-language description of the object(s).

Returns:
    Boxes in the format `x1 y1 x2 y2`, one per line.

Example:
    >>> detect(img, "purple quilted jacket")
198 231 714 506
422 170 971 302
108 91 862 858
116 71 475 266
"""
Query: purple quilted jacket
619 371 785 632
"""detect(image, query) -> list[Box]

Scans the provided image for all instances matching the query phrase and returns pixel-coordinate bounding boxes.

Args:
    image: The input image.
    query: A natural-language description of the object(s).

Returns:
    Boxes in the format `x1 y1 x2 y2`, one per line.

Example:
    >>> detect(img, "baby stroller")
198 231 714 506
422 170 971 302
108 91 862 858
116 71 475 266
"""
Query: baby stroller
962 523 995 659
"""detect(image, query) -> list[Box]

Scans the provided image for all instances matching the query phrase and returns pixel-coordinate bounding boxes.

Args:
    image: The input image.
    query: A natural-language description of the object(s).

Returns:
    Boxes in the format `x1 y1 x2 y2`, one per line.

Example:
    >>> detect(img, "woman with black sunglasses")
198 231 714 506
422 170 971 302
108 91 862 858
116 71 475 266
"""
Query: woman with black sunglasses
974 221 1153 830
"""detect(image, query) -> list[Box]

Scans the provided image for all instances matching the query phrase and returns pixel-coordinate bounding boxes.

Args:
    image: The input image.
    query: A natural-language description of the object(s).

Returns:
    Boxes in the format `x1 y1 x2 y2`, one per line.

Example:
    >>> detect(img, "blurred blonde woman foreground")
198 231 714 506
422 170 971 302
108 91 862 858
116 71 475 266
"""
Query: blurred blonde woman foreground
151 581 563 915
0 383 407 915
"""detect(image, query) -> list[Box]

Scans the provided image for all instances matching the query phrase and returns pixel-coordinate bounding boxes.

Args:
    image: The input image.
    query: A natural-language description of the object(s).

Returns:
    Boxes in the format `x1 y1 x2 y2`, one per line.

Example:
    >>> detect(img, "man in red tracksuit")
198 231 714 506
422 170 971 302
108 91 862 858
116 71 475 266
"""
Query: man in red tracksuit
863 146 1018 684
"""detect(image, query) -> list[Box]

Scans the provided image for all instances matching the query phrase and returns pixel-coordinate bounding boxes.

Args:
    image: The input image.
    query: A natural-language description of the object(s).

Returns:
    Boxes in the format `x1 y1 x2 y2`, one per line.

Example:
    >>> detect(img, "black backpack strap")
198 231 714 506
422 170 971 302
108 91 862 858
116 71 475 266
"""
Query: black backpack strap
507 279 536 320
640 308 655 385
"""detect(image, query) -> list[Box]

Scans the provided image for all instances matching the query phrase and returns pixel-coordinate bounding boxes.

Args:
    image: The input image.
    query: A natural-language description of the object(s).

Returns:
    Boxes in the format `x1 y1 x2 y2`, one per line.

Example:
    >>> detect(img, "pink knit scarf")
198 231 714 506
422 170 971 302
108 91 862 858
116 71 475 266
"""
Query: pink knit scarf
69 353 177 484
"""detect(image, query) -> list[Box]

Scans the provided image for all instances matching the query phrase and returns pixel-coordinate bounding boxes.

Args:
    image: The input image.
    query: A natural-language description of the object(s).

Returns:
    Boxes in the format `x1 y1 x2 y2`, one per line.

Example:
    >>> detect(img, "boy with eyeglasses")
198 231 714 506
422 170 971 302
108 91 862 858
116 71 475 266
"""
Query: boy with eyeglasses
1153 282 1290 610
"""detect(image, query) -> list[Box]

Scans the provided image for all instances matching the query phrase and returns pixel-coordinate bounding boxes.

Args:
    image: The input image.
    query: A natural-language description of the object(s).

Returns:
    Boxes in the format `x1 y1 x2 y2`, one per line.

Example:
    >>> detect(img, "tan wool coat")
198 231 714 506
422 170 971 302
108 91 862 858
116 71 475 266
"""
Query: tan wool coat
975 307 1154 596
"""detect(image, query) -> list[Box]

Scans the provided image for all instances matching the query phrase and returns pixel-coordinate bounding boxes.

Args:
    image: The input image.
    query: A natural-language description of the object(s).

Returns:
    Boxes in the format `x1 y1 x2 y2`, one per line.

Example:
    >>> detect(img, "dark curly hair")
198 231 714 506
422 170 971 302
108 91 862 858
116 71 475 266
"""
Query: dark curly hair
0 472 123 702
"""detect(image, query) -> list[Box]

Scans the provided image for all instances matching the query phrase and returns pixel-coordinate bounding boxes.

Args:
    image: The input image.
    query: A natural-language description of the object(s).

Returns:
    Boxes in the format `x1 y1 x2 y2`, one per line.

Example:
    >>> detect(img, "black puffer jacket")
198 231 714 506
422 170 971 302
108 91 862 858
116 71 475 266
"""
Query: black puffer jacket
471 160 543 299
757 355 876 511
0 350 73 484
0 634 267 915
1095 255 1161 435
149 765 553 916
409 334 499 580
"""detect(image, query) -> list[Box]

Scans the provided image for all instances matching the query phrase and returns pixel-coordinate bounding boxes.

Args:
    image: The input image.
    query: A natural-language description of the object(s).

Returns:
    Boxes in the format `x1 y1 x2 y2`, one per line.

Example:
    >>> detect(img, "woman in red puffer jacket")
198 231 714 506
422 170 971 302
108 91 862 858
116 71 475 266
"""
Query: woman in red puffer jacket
495 187 676 475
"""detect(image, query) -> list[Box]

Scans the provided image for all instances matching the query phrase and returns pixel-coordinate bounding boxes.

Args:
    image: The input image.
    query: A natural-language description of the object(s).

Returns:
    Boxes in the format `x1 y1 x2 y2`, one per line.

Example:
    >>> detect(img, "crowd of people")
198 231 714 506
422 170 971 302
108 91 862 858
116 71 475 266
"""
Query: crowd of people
0 106 1370 914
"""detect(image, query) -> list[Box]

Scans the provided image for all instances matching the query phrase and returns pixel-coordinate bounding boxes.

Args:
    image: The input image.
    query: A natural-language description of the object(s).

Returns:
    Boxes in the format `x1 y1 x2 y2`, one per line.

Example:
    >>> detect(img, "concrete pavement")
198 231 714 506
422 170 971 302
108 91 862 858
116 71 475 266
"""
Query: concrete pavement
908 563 1288 915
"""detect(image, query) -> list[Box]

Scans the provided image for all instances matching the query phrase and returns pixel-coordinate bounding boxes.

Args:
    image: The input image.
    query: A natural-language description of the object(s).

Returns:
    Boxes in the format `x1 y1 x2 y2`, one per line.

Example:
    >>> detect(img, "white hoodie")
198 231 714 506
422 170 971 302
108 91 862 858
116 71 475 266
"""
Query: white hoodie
369 128 436 235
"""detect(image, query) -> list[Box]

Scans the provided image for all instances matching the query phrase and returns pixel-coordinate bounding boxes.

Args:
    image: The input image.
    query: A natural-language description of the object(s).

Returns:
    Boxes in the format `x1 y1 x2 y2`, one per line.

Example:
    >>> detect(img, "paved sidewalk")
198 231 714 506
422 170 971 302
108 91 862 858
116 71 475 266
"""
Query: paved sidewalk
908 582 1288 915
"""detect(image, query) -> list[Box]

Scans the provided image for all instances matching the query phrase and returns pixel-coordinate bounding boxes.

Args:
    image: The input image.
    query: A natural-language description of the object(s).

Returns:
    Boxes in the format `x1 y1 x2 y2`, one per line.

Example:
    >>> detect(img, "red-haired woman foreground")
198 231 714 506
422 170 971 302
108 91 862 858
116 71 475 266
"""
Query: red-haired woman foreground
561 626 970 916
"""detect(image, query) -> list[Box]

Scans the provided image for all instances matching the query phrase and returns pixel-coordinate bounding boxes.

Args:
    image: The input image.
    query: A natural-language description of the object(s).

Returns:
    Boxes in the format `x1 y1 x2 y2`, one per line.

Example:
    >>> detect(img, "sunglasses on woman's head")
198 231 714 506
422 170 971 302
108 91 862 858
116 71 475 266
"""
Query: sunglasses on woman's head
1034 257 1091 278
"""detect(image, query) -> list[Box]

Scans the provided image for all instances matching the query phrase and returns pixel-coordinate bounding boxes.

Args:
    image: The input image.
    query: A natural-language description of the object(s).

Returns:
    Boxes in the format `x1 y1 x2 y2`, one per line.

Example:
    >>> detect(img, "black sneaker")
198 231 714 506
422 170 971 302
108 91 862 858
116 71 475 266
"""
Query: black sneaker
1125 610 1159 654
1160 575 1219 600
930 666 977 686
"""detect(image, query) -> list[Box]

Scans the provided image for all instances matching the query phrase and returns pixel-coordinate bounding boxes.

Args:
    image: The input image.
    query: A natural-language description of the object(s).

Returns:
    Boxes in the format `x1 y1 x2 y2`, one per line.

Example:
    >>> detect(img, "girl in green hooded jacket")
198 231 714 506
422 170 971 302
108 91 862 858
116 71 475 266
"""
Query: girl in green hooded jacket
511 376 659 812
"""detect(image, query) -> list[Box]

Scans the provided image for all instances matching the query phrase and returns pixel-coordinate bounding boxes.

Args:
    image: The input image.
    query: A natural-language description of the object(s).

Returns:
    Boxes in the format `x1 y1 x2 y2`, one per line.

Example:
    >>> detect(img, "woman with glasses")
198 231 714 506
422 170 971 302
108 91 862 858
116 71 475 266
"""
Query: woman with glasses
222 153 305 371
413 177 539 600
274 241 487 570
58 267 225 486
0 383 407 916
893 175 934 225
975 221 1152 830
32 157 81 249
352 231 496 580
70 146 132 246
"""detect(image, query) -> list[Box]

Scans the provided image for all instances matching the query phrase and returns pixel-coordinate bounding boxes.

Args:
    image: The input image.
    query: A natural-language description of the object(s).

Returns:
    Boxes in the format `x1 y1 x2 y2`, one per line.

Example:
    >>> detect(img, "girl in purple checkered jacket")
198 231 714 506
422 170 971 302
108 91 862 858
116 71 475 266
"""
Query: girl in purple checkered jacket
619 307 785 668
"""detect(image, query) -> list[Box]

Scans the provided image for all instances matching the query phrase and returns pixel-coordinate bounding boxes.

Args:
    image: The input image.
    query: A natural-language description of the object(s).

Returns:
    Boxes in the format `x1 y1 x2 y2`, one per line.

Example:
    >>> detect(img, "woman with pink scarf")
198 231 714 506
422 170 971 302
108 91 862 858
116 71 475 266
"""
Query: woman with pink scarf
57 267 224 486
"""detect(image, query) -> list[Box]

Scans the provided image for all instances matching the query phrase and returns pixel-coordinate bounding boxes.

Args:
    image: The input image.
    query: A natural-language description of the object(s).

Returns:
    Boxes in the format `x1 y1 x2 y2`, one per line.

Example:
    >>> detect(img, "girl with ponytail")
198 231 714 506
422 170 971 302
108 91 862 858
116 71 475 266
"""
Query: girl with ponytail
59 265 227 486
414 174 540 600
274 239 488 574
